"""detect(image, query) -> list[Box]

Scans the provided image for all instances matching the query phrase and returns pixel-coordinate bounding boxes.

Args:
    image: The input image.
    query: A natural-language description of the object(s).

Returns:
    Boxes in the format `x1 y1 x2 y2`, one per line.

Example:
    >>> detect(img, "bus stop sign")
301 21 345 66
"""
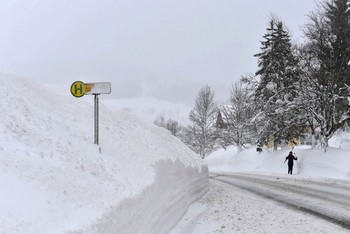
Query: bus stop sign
70 81 111 98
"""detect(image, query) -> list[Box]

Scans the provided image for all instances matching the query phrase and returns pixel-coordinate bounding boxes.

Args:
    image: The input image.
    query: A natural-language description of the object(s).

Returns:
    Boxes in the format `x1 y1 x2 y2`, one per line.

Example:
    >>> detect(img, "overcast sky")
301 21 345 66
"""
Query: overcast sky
0 0 316 104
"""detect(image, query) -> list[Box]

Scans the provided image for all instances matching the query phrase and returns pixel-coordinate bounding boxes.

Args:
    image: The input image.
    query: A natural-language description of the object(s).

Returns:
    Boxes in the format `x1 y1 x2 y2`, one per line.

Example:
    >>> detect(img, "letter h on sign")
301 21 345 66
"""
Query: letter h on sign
74 83 83 95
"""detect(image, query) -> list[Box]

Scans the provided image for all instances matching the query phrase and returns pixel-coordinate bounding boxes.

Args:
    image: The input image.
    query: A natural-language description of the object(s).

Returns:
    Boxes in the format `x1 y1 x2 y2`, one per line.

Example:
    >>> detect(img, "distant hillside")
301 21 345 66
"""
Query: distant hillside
102 97 192 125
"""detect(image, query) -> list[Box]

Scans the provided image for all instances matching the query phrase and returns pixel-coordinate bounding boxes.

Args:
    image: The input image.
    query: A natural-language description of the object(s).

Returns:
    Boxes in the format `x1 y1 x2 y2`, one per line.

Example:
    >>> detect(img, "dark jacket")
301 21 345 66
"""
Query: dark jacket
285 153 297 165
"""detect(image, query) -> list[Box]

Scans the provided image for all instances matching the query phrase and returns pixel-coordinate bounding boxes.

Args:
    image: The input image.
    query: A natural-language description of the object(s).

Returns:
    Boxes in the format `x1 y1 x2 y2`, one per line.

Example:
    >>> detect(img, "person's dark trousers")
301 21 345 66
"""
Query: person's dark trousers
288 164 293 174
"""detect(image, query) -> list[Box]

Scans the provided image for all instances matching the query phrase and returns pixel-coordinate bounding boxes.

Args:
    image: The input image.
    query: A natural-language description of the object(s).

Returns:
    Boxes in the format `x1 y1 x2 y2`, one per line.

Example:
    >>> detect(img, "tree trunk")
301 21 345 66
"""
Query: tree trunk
311 134 316 149
321 134 328 152
273 139 278 151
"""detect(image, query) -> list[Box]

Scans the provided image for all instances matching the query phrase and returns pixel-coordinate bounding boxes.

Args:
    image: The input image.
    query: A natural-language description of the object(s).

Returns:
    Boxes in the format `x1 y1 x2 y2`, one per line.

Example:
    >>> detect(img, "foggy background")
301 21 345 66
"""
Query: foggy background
0 0 315 105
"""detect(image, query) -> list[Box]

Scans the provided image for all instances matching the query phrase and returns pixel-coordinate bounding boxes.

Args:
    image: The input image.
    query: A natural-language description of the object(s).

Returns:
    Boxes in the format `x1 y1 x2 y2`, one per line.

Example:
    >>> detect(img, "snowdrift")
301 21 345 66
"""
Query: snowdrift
0 74 208 233
206 145 350 180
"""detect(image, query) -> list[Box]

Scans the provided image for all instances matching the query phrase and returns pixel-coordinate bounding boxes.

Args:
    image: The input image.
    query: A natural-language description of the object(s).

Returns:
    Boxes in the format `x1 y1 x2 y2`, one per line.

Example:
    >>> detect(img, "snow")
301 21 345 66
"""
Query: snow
205 138 350 179
2 73 350 234
0 74 208 233
171 136 350 233
171 179 349 234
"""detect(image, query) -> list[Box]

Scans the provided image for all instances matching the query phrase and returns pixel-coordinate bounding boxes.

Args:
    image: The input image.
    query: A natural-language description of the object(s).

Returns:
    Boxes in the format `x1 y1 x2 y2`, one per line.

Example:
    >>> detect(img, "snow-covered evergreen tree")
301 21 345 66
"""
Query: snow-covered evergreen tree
325 0 350 88
253 17 303 149
301 0 350 150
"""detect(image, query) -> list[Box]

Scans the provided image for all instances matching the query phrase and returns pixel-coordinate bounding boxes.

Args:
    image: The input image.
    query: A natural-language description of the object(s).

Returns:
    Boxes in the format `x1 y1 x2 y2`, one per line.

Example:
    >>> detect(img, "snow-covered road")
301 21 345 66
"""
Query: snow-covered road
171 173 350 234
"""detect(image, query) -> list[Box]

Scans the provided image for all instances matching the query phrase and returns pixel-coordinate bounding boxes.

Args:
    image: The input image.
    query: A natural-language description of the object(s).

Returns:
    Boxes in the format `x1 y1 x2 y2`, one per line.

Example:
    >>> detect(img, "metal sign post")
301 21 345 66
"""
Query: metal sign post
94 94 99 145
71 81 111 149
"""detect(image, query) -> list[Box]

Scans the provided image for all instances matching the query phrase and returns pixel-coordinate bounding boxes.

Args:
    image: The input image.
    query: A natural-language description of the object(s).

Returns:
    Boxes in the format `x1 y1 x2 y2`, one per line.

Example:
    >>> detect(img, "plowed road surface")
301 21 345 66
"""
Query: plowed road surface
171 173 350 234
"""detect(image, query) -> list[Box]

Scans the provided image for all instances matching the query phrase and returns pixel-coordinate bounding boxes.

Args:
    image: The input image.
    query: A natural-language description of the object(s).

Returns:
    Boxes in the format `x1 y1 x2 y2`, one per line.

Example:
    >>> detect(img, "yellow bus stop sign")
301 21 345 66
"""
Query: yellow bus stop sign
70 81 111 147
70 81 94 97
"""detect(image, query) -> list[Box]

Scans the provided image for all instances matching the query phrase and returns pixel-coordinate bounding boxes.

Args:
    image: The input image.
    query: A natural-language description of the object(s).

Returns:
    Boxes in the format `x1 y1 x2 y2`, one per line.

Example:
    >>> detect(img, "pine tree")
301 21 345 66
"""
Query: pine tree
254 17 303 149
325 0 350 87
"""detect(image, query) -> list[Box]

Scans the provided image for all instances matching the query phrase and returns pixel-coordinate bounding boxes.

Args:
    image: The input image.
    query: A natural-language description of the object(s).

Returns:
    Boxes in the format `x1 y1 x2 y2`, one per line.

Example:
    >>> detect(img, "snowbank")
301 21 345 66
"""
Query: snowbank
206 144 350 180
329 129 350 151
0 74 208 233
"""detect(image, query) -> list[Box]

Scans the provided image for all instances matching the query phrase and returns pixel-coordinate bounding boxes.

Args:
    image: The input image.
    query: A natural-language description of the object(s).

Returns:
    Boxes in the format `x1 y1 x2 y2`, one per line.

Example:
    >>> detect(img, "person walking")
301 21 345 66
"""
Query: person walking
284 151 298 175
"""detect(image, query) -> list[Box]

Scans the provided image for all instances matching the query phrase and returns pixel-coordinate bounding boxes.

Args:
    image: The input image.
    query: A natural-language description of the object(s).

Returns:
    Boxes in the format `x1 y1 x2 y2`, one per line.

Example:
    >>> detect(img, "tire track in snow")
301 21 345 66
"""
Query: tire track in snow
211 173 350 230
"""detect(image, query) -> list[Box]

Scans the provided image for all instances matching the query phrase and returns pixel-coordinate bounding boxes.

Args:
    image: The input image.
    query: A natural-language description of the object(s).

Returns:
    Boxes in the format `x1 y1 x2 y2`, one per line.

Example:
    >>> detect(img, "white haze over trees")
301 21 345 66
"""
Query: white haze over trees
0 0 315 105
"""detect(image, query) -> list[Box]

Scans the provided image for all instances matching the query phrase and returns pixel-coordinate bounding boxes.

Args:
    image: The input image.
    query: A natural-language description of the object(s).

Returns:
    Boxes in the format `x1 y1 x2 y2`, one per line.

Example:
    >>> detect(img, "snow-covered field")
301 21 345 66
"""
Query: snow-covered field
0 74 208 233
2 73 350 234
206 141 350 180
171 136 350 233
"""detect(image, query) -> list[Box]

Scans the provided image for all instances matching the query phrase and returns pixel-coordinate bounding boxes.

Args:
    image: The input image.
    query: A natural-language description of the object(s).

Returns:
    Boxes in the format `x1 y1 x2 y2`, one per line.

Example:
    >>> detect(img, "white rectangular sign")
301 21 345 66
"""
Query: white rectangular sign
85 82 111 95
